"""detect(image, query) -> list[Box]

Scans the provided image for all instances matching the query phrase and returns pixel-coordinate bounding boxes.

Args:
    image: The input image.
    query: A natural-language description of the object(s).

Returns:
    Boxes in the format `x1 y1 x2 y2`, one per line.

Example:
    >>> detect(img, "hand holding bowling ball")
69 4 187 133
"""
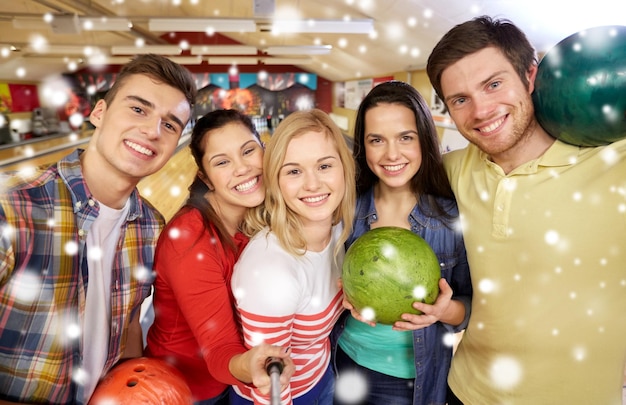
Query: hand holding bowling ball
532 25 626 146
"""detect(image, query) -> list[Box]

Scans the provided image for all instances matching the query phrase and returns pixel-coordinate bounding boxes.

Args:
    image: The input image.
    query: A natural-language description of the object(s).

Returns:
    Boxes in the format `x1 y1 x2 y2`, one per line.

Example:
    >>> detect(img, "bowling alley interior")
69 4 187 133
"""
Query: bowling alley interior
0 0 624 401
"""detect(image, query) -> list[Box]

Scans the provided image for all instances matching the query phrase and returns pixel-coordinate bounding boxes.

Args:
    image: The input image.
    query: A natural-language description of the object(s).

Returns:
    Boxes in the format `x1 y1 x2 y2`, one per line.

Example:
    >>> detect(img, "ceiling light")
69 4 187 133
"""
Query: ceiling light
89 55 200 66
81 17 132 31
258 19 374 34
87 56 133 66
207 57 259 65
148 18 256 33
262 57 313 65
265 45 332 55
191 45 257 55
23 45 107 55
12 18 47 30
111 45 182 55
167 56 203 65
12 15 132 32
6 56 85 66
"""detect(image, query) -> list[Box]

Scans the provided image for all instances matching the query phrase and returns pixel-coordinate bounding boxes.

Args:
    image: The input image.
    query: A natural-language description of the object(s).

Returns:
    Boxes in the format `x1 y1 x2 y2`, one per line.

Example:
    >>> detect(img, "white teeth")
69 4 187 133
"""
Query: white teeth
302 194 328 203
235 177 258 192
479 117 505 133
383 164 406 172
126 140 154 156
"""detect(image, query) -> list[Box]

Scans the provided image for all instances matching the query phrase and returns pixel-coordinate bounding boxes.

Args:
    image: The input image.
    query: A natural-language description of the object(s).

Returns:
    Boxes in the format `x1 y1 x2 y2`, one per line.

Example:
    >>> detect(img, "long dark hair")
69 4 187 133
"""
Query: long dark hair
353 80 454 219
183 109 259 252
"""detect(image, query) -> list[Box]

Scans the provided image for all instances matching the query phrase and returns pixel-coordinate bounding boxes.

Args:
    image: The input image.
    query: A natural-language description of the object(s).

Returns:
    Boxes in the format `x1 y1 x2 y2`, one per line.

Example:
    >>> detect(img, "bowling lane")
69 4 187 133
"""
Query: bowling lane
0 132 91 174
0 145 88 174
137 140 196 222
0 131 92 162
0 135 196 222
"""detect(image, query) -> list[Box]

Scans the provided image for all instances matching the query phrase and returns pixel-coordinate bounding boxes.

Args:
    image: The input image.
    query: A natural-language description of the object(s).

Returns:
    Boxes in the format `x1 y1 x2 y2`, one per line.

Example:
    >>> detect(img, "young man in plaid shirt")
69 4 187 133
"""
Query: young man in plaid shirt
0 54 196 404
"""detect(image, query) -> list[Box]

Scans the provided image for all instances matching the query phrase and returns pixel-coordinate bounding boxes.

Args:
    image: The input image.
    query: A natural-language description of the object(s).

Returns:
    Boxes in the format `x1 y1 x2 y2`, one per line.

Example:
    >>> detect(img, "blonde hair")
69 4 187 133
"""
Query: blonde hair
243 109 355 257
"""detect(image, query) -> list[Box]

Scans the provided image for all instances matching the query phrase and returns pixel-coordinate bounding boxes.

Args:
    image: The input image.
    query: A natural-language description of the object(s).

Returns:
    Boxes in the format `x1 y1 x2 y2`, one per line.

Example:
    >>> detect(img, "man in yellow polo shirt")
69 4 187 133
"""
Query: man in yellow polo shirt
426 16 626 405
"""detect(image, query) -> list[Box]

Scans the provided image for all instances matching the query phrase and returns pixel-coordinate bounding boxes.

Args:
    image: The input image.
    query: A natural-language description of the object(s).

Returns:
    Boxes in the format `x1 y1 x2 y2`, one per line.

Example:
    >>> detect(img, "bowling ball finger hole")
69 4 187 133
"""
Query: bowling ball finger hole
126 377 139 387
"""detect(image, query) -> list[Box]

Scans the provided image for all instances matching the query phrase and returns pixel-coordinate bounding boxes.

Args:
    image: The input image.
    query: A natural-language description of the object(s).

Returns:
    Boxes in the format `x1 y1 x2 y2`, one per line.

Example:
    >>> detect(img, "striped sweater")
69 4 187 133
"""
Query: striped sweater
232 225 344 404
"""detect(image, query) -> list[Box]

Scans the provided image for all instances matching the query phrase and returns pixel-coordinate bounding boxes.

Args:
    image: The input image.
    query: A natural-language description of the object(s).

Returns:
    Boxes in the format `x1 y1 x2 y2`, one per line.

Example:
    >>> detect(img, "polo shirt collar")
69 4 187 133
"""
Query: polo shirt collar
478 139 580 175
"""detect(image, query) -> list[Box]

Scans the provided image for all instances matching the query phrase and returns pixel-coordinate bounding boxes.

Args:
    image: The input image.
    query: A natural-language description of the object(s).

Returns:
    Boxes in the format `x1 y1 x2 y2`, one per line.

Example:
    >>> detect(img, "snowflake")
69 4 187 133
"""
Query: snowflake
489 355 523 390
335 370 368 403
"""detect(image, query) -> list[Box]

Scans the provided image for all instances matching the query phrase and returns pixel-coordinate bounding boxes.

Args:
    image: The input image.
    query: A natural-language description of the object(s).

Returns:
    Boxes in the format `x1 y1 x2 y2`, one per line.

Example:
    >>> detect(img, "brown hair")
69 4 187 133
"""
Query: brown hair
427 16 537 102
104 54 196 111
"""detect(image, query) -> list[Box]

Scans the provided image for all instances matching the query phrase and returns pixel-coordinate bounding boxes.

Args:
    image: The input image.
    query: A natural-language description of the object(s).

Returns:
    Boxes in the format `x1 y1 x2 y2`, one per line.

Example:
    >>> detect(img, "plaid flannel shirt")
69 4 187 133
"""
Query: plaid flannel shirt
0 149 161 404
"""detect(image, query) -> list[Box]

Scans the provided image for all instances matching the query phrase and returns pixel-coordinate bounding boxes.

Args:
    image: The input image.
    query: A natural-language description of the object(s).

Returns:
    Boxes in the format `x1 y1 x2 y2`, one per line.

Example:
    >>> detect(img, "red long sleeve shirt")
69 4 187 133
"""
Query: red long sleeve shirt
145 206 248 401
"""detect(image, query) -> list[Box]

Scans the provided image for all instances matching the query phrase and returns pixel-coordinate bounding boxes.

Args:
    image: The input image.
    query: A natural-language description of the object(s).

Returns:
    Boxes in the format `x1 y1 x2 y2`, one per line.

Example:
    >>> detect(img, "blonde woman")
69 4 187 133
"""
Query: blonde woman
231 109 356 405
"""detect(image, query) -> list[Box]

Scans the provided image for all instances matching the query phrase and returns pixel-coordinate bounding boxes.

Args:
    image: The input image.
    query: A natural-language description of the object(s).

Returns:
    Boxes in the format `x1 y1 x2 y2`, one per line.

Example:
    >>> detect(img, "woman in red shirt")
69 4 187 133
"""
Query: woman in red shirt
145 109 292 404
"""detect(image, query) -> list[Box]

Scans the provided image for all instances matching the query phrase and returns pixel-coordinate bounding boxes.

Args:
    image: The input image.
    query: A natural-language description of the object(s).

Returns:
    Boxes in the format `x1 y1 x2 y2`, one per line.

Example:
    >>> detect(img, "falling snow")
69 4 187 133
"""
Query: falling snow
478 278 496 294
0 5 623 405
335 370 368 403
133 265 151 282
249 332 266 346
72 367 88 386
64 240 79 255
8 270 41 303
360 307 375 322
88 246 103 261
412 285 427 300
442 332 456 347
490 356 523 390
168 226 181 239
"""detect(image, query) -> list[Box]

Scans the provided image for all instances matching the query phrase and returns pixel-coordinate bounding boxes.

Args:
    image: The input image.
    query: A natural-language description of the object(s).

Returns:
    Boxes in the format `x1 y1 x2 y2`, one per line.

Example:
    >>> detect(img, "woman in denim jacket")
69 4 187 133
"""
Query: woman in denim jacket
332 81 472 405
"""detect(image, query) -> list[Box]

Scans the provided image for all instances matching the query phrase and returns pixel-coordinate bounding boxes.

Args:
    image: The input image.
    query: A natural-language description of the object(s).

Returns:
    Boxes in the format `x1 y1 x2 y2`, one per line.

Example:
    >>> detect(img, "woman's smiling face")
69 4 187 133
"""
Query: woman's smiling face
202 122 265 213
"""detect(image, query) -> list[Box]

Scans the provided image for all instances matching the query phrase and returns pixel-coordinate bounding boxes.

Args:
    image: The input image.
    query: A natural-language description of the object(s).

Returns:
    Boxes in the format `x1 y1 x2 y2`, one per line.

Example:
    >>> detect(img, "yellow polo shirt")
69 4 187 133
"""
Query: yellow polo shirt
444 138 626 404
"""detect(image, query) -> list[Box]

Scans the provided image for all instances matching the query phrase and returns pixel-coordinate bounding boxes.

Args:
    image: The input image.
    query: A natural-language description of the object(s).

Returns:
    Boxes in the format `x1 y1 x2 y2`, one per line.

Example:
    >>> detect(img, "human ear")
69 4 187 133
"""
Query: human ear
89 99 107 128
527 63 539 94
198 171 215 191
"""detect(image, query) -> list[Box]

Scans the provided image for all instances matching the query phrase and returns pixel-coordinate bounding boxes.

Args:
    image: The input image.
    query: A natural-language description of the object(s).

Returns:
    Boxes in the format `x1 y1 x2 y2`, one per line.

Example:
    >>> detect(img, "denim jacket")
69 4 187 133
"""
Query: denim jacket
332 187 472 405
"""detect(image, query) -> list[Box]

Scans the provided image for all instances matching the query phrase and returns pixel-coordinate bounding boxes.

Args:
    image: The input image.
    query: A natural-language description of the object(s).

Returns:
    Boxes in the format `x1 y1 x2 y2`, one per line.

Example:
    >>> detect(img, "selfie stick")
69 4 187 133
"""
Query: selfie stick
265 357 284 405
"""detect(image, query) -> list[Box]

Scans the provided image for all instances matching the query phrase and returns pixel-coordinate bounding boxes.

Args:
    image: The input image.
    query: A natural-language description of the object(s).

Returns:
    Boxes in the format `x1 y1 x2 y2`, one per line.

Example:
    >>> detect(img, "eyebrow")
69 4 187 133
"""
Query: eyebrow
366 129 418 138
125 95 185 130
242 139 259 149
281 155 338 168
208 139 259 163
444 70 508 104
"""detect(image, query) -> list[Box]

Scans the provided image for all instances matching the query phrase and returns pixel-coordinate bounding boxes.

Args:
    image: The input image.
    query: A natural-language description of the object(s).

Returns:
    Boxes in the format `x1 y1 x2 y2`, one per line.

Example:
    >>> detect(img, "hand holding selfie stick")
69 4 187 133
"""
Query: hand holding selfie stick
265 357 284 405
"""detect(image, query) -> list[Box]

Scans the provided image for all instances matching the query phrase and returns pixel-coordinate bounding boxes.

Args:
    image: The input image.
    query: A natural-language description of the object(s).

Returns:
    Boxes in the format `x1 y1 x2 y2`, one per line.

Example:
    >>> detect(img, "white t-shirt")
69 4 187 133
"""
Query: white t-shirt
82 199 129 401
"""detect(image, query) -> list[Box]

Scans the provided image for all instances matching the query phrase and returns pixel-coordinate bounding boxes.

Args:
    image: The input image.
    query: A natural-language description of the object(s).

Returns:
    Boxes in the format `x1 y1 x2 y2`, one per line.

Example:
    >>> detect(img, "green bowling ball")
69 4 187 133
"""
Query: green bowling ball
532 25 626 146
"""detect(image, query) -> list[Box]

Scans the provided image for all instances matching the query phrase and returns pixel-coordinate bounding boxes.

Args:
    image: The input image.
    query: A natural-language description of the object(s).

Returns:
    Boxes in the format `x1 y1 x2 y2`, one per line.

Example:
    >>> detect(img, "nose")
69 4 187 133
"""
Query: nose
141 117 162 139
233 157 252 176
303 170 321 191
384 141 400 160
471 93 497 120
